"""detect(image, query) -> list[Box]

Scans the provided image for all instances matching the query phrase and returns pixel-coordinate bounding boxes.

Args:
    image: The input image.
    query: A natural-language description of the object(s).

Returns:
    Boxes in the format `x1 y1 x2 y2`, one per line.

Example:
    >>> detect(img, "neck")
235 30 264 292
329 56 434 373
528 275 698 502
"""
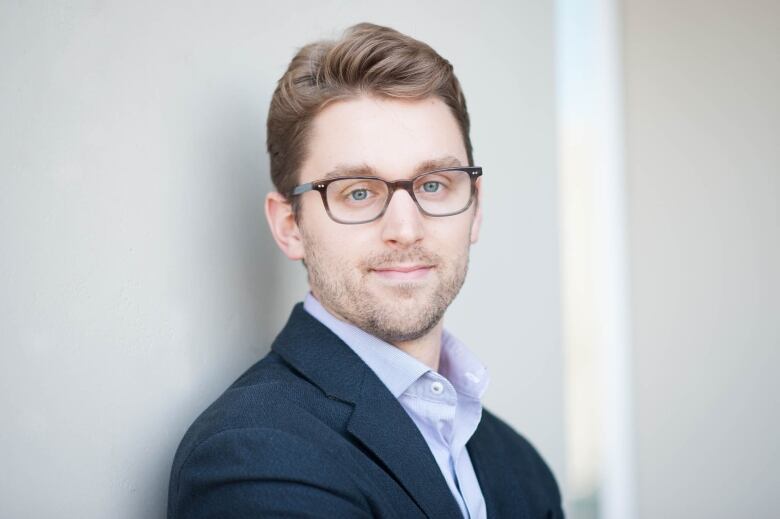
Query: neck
311 292 444 371
390 321 444 371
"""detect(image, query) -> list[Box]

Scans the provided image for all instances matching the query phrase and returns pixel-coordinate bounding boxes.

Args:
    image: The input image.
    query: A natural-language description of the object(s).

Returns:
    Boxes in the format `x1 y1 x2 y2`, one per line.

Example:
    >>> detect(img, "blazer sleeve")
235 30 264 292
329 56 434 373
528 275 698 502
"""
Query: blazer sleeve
168 427 373 519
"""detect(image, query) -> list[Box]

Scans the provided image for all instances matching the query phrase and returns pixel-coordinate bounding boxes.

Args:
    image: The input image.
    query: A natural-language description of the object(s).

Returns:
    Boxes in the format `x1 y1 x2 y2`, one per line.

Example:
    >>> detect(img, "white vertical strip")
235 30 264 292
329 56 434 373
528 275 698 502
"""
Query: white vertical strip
594 2 637 519
557 0 636 518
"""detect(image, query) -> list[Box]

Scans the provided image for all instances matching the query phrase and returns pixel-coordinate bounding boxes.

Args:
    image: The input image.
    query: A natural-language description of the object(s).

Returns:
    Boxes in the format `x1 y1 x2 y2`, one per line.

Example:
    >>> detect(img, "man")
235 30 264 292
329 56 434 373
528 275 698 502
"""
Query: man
168 23 562 518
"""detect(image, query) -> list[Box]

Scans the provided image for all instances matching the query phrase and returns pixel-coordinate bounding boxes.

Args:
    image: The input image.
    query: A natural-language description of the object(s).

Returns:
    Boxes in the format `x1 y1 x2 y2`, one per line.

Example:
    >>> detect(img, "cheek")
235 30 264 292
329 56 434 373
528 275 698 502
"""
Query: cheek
304 223 370 270
429 216 473 248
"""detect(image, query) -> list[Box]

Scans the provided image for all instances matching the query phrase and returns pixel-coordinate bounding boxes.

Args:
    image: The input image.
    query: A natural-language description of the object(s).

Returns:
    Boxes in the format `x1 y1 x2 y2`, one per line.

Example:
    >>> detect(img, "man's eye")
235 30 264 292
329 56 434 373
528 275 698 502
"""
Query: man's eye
421 181 441 193
349 189 370 201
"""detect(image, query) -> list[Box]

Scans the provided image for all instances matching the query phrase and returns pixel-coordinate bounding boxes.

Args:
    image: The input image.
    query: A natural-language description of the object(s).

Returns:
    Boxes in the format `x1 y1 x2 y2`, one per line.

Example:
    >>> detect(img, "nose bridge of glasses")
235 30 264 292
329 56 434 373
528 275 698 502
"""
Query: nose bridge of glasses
381 183 426 233
387 178 416 196
385 179 421 210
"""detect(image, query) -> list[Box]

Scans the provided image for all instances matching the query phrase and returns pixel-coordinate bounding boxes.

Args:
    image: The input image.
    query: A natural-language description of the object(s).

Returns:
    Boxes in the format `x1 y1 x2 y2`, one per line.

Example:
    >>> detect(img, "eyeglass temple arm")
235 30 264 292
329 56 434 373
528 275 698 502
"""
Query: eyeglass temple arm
291 183 314 196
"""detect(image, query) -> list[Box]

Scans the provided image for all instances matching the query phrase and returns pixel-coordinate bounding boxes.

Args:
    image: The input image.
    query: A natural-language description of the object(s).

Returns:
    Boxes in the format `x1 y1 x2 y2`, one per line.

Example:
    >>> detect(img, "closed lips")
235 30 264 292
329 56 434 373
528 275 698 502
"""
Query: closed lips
372 265 432 272
371 265 434 280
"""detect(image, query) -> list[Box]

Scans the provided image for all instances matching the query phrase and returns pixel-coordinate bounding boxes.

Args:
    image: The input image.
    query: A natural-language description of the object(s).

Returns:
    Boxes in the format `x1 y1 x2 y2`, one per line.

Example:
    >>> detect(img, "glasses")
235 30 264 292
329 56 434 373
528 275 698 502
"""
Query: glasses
291 166 482 224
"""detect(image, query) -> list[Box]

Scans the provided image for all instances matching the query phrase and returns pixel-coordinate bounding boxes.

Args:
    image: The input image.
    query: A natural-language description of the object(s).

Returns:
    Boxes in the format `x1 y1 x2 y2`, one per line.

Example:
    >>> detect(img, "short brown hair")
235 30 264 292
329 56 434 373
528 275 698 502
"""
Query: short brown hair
266 22 474 200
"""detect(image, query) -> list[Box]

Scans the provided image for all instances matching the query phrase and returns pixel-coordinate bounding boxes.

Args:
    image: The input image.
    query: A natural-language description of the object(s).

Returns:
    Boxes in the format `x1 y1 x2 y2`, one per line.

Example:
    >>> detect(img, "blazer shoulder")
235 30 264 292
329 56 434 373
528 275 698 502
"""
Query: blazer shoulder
478 409 552 465
168 352 370 519
474 408 563 516
168 426 371 519
172 351 350 460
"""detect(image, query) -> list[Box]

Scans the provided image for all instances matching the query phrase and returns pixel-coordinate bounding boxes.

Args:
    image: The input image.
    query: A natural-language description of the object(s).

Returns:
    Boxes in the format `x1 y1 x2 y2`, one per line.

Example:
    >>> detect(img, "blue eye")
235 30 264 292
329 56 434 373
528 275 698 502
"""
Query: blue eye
422 181 440 193
350 189 368 201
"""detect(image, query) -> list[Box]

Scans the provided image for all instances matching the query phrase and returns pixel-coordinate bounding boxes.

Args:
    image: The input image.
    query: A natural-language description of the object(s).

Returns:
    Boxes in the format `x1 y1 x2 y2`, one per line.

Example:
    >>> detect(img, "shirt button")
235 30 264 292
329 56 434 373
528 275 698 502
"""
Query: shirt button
430 381 444 395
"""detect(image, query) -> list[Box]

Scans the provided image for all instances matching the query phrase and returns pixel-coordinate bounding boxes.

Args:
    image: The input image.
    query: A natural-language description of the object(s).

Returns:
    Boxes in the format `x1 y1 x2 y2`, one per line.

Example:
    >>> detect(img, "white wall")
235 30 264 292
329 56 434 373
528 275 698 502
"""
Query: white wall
0 2 564 517
623 1 780 517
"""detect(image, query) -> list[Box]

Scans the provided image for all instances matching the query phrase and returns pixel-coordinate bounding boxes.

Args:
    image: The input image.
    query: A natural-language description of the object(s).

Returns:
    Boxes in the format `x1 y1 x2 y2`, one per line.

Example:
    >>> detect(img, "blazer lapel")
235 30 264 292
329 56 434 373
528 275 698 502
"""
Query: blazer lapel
272 304 462 518
347 372 463 519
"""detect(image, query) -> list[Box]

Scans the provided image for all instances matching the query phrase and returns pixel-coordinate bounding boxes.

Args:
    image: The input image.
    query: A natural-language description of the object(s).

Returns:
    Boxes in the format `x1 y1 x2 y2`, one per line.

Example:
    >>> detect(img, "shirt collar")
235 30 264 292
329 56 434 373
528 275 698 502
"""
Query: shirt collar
303 292 489 401
439 329 489 401
304 293 427 398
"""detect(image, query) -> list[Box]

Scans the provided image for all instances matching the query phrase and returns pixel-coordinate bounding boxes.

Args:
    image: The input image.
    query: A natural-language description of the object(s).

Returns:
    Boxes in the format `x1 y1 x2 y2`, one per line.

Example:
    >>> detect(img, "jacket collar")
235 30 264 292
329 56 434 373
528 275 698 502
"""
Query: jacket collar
272 303 463 518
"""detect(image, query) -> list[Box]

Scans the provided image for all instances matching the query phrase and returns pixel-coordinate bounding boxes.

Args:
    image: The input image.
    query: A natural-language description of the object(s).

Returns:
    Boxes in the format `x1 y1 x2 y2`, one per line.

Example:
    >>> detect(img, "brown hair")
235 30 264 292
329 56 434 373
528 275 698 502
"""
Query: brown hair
266 22 474 202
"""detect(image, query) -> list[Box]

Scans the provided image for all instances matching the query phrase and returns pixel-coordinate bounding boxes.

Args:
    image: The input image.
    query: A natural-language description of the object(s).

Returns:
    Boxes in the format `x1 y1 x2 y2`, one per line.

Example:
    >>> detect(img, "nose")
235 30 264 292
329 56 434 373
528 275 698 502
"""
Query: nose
379 188 425 247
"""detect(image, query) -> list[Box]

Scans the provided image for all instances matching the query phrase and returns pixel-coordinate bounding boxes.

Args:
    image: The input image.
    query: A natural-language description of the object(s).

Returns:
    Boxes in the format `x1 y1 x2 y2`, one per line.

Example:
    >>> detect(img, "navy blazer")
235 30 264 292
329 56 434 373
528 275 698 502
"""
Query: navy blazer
168 304 563 518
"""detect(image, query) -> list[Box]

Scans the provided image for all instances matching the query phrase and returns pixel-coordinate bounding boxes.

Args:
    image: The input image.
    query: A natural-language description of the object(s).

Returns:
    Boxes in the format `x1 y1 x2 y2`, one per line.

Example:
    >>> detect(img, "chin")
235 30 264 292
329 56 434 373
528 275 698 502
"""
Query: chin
382 284 426 300
366 310 437 342
379 328 432 344
369 275 437 298
371 298 444 336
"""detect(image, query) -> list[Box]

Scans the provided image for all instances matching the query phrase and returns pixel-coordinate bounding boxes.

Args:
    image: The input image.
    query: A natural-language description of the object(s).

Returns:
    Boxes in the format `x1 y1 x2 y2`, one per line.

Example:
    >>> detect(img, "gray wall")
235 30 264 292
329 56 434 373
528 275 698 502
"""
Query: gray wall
0 2 564 517
623 1 780 517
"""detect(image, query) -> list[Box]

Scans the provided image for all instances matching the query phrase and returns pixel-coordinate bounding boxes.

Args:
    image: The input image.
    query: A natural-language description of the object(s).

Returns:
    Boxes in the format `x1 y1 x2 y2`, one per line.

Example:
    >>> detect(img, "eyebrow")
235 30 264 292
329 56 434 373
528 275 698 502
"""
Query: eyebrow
321 155 464 181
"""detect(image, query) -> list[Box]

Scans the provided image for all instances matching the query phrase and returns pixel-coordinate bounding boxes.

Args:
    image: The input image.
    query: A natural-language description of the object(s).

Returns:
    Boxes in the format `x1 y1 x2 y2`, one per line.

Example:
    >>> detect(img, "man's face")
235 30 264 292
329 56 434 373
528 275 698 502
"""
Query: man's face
294 95 481 343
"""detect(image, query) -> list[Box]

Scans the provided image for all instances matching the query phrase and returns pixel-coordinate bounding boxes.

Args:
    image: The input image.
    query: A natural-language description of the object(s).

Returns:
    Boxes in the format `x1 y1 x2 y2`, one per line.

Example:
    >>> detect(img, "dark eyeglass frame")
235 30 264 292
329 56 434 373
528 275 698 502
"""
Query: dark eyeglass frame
290 166 483 224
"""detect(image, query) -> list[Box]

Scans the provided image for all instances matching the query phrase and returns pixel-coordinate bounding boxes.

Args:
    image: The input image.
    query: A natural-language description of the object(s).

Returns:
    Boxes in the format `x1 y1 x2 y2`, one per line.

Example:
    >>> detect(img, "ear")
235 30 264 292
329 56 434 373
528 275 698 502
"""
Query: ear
264 191 305 260
470 176 483 244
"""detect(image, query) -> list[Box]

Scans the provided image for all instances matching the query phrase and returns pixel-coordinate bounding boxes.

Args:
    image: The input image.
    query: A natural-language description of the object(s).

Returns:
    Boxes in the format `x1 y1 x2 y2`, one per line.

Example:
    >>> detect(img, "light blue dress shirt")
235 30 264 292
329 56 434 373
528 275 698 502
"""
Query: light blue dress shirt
304 293 489 519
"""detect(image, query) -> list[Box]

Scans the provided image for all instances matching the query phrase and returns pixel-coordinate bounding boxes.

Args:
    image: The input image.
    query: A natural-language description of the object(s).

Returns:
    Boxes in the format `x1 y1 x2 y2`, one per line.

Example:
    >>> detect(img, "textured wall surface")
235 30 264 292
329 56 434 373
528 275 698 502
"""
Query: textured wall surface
0 2 564 517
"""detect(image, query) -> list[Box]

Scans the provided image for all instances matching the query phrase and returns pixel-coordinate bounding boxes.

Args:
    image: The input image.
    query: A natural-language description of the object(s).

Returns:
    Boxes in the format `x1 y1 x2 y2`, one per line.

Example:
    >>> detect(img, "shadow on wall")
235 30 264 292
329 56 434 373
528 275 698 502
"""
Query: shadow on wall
206 92 284 348
151 91 286 518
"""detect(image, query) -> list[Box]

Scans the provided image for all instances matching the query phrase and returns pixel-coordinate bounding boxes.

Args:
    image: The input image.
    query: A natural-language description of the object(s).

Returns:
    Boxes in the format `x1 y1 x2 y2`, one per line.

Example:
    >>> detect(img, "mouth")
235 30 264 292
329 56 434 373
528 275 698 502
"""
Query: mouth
370 264 434 281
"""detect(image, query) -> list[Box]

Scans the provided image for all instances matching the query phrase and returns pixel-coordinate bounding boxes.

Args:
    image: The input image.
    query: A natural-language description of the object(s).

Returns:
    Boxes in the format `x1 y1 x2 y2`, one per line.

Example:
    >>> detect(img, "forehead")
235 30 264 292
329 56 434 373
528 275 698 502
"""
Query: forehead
300 95 468 182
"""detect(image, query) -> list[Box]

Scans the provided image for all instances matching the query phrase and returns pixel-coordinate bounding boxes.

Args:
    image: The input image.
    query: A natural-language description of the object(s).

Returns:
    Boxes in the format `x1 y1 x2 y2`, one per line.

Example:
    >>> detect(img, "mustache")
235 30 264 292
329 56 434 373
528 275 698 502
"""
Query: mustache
362 247 440 269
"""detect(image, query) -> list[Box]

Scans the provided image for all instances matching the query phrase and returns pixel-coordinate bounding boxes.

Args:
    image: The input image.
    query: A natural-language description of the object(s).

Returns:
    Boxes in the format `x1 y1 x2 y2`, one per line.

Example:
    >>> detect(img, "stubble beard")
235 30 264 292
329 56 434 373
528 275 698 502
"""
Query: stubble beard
301 227 470 344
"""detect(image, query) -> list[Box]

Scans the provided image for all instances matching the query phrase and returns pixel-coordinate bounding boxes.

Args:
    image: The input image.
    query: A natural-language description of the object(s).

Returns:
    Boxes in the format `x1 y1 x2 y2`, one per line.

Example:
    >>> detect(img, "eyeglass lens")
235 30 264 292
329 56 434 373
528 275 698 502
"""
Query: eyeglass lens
325 169 473 223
